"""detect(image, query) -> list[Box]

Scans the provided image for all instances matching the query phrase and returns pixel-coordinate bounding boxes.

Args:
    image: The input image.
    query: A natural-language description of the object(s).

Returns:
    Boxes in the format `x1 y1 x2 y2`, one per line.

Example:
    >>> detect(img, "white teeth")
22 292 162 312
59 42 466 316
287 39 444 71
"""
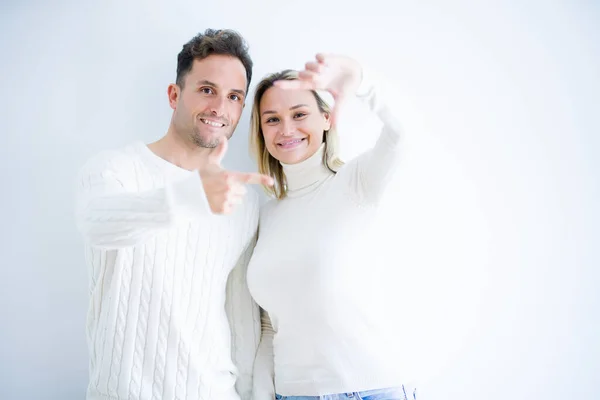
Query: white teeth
201 119 224 127
280 139 302 145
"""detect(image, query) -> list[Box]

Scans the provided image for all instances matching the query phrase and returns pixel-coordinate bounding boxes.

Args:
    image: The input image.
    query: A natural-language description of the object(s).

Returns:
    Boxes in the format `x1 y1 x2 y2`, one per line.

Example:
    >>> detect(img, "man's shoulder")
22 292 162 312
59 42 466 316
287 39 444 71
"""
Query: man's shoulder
78 142 145 176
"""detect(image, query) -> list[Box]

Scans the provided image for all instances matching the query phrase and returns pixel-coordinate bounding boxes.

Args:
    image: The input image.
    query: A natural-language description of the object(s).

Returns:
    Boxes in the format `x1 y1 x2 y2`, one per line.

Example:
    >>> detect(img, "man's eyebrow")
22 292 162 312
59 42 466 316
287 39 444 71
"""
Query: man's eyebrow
262 104 308 116
196 80 246 96
196 79 217 87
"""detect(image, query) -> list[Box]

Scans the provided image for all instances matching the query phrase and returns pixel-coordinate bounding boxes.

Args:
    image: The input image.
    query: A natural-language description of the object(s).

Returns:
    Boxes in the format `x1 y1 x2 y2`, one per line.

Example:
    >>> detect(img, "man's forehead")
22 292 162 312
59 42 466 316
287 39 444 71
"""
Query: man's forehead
189 56 247 90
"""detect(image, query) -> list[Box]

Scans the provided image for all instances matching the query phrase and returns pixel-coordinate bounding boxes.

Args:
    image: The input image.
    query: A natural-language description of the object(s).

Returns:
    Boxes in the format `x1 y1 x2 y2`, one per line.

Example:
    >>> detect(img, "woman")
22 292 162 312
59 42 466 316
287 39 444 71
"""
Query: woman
246 54 415 400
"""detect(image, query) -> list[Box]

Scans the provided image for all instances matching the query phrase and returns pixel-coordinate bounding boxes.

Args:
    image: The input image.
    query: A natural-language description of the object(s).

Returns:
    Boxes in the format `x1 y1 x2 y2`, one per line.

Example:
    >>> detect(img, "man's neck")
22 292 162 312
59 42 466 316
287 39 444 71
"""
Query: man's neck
148 128 212 171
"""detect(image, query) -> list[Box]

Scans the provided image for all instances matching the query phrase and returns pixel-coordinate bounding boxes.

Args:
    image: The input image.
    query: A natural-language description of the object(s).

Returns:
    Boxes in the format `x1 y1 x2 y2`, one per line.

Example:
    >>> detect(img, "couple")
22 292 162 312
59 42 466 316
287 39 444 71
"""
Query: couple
75 29 413 400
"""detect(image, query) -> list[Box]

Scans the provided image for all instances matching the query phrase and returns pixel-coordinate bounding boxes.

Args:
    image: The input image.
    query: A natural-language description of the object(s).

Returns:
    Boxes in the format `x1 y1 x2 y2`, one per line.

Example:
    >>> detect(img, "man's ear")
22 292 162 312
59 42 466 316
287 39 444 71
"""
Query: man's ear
167 83 180 110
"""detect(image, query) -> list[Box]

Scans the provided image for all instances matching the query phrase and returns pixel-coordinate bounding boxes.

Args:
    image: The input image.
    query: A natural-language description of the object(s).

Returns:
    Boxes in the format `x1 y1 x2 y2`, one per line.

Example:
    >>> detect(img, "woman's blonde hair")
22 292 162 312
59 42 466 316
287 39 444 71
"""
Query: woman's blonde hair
249 69 344 199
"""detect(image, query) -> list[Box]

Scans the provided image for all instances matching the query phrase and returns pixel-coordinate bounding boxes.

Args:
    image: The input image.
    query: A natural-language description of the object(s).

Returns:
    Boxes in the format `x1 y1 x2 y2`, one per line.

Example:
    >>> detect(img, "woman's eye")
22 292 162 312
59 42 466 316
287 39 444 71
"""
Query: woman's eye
266 117 279 123
294 112 307 118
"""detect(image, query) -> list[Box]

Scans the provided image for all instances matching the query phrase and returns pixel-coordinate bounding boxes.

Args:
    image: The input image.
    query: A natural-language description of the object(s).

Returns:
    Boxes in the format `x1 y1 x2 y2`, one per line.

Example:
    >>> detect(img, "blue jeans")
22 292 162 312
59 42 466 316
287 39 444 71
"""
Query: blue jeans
275 386 416 400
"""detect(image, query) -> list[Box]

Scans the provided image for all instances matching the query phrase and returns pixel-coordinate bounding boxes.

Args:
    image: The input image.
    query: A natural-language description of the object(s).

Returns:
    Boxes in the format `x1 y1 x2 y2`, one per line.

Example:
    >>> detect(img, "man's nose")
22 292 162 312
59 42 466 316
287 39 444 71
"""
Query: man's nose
209 95 227 116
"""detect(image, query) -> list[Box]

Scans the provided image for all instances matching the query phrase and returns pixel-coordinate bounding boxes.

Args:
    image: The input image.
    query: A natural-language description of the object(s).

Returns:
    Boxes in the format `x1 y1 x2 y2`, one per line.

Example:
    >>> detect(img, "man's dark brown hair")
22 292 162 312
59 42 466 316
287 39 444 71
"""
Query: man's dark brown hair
176 29 253 91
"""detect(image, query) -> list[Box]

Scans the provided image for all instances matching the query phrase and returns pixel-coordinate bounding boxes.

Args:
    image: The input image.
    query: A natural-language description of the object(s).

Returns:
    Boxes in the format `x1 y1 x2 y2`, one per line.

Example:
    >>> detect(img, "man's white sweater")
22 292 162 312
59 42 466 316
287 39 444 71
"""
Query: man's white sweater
75 142 260 400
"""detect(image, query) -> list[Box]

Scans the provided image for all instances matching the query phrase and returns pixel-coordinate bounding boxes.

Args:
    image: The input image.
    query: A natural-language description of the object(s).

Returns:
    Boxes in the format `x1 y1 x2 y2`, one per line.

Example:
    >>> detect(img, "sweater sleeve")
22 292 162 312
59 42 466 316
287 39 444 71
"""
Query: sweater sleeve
352 67 404 204
75 153 212 249
251 308 275 400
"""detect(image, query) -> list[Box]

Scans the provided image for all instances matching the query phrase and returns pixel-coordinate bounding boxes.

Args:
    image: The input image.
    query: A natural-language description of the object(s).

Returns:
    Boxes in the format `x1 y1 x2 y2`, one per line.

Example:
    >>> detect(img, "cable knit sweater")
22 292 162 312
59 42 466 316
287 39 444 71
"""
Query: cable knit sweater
75 142 260 400
247 69 406 397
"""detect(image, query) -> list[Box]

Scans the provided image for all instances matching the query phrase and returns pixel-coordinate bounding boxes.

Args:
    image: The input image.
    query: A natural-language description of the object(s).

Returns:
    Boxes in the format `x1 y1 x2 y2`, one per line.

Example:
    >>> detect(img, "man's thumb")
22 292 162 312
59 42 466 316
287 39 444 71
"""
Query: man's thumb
208 138 228 165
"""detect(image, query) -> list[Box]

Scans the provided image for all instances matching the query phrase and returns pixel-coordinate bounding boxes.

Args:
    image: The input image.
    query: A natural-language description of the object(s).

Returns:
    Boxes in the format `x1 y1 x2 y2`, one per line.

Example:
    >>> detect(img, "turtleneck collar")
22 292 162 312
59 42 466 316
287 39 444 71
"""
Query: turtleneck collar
281 143 334 197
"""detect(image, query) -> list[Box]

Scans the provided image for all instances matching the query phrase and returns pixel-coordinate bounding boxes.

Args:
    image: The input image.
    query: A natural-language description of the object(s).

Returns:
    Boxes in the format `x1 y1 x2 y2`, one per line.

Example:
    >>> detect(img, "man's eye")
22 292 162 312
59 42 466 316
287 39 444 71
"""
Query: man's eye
200 87 213 94
230 94 241 101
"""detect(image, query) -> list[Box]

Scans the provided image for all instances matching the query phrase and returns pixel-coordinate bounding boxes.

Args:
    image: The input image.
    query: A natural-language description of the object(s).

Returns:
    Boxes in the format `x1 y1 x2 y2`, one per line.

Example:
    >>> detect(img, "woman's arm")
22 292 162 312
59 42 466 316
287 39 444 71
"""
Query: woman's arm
274 54 404 205
352 69 403 204
225 229 262 400
251 308 275 399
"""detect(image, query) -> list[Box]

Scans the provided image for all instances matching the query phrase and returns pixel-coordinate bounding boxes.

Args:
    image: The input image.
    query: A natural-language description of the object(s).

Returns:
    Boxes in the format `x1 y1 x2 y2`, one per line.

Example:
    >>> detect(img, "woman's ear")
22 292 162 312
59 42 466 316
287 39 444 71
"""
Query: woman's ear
323 112 332 131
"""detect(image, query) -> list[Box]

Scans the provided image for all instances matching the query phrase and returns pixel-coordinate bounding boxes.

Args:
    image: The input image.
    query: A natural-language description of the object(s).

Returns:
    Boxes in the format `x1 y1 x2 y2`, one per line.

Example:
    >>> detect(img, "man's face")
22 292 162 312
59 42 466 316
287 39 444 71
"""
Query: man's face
171 55 247 148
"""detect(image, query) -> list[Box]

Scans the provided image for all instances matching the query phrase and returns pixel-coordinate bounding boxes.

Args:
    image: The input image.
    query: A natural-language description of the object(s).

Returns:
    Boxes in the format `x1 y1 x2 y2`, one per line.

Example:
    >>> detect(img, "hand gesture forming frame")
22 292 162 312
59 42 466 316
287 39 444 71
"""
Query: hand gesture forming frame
274 53 362 127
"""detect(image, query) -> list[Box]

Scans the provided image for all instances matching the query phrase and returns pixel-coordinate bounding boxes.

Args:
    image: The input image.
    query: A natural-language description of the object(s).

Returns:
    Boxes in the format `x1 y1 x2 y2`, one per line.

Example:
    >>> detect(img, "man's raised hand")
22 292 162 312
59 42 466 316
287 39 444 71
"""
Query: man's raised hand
199 138 273 215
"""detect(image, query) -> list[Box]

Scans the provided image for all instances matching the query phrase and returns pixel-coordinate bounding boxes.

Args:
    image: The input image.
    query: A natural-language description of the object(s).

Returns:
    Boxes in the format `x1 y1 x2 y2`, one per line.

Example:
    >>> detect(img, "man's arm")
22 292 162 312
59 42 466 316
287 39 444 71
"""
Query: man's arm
75 154 211 249
76 140 272 249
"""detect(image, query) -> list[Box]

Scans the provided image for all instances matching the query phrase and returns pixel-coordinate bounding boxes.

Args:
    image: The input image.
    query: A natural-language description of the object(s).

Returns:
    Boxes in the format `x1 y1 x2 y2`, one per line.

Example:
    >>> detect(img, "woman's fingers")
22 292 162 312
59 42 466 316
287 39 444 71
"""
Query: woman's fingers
305 61 322 73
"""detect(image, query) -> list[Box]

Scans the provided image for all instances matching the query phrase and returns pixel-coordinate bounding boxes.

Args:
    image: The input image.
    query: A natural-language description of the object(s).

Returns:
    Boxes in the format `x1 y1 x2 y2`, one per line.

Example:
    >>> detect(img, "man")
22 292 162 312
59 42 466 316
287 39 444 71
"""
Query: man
75 29 272 400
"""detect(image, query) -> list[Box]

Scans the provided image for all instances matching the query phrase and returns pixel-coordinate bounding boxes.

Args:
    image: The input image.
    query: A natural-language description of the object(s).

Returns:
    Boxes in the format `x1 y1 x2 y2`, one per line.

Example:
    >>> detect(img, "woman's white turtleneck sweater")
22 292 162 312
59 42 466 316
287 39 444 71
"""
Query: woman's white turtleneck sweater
247 70 406 397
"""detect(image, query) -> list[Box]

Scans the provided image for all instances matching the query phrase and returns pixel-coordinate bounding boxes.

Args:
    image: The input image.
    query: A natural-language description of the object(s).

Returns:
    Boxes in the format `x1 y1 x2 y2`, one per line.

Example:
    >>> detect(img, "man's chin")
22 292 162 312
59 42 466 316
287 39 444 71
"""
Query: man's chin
191 131 231 149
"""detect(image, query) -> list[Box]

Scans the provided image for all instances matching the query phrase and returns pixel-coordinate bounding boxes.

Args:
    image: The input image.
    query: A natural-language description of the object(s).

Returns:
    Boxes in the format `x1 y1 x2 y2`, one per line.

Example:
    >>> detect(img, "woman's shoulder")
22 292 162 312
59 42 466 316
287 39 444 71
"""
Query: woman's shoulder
259 196 279 216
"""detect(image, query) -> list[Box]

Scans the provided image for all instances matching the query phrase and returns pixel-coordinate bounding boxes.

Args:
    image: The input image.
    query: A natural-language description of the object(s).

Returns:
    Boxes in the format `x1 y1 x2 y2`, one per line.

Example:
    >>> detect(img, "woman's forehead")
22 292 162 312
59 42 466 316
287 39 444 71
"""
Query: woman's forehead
260 86 317 109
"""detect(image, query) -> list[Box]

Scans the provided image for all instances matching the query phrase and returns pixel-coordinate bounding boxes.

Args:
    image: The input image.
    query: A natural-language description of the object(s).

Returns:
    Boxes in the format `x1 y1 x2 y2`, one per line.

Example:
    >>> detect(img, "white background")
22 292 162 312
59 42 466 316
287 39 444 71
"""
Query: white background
0 0 598 399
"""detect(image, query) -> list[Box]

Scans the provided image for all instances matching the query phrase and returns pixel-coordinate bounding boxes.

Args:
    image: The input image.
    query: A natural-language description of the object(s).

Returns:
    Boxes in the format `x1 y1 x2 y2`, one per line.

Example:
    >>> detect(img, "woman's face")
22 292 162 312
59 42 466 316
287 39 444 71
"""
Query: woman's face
259 85 331 165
